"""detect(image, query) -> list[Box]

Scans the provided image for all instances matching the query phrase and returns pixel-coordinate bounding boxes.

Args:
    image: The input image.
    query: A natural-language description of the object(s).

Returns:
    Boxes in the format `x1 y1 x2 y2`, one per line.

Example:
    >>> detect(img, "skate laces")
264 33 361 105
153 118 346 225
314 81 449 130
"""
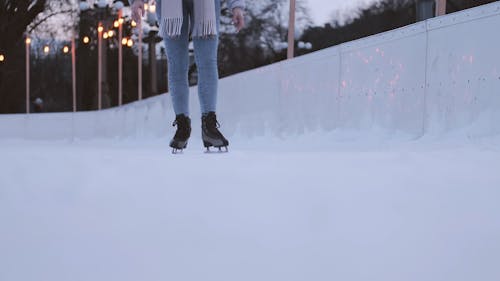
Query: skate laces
202 113 224 139
172 115 191 139
205 113 220 128
205 114 221 134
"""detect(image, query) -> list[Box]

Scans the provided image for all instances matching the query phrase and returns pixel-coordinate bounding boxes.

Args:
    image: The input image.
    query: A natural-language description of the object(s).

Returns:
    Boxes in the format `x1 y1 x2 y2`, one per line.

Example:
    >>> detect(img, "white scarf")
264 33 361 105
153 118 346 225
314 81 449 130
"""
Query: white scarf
160 0 217 38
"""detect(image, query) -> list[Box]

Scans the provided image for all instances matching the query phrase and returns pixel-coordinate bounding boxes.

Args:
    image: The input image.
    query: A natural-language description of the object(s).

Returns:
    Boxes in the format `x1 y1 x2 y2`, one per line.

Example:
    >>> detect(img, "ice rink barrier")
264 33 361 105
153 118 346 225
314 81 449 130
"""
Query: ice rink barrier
1 2 499 140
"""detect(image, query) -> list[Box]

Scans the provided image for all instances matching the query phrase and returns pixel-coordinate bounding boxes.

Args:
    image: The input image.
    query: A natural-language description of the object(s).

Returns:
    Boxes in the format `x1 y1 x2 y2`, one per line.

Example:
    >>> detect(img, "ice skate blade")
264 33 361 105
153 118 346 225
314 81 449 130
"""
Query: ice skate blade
204 146 229 154
170 140 188 154
171 148 185 154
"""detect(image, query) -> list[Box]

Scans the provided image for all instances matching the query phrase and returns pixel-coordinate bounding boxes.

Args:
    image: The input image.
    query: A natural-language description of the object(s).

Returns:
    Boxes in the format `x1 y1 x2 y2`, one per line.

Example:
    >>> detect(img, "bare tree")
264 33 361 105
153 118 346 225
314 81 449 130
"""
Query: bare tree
221 0 312 56
28 0 78 39
216 0 313 78
0 0 47 53
0 0 76 113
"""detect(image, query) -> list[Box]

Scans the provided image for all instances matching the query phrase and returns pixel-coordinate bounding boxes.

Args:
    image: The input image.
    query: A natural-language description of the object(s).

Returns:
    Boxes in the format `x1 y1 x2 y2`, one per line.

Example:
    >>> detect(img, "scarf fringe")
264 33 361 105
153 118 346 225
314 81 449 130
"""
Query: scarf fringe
192 20 217 38
160 0 218 39
160 17 183 38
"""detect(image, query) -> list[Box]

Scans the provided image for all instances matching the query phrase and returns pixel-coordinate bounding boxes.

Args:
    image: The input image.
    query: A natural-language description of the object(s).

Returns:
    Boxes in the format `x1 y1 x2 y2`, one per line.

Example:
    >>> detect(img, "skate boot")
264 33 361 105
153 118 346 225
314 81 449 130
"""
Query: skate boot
170 114 191 154
202 112 229 152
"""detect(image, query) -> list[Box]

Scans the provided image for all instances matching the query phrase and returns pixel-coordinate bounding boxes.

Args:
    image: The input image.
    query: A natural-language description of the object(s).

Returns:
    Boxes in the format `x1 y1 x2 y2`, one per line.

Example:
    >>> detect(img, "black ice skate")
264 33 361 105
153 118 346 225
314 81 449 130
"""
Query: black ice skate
170 114 191 154
202 112 229 152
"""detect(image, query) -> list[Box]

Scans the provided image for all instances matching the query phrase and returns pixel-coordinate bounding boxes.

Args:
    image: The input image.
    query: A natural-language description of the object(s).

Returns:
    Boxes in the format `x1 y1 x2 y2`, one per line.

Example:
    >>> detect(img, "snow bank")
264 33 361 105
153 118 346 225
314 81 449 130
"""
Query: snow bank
1 2 500 140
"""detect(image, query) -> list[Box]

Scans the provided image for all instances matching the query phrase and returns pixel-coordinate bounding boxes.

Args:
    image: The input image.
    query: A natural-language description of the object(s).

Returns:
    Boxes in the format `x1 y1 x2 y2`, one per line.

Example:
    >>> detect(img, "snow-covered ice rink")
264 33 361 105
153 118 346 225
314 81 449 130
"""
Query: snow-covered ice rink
1 134 500 281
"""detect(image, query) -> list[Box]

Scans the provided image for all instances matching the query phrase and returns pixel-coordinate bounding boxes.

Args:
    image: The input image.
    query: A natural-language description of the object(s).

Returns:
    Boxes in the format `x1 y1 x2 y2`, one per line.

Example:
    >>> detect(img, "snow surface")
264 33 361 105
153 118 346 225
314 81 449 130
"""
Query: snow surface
1 132 500 281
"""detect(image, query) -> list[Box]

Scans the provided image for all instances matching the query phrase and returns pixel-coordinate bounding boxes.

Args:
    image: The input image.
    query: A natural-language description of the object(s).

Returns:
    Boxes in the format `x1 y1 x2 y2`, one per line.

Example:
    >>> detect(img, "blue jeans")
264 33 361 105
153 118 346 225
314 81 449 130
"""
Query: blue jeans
161 0 221 116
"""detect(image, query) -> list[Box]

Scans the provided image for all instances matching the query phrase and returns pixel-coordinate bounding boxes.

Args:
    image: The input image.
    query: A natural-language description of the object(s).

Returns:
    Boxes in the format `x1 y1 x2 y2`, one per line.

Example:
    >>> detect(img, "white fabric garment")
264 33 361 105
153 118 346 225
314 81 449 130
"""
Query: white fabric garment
160 0 217 38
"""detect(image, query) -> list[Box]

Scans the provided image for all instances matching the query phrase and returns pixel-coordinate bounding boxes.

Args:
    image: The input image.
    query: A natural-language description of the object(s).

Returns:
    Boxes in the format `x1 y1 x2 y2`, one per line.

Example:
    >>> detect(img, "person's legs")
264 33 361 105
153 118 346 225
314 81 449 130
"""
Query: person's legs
192 0 228 150
192 0 221 114
163 1 191 116
164 0 194 151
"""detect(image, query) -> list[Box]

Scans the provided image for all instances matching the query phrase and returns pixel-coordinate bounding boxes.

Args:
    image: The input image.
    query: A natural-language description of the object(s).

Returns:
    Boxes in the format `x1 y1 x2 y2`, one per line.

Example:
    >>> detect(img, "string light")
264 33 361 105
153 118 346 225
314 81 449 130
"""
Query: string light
114 20 120 28
0 54 5 62
127 39 133 47
144 3 149 11
122 38 128 45
107 30 114 37
131 20 137 27
103 32 109 39
63 46 70 54
25 38 32 45
43 46 50 54
98 25 104 33
118 18 124 25
149 4 156 13
83 36 90 44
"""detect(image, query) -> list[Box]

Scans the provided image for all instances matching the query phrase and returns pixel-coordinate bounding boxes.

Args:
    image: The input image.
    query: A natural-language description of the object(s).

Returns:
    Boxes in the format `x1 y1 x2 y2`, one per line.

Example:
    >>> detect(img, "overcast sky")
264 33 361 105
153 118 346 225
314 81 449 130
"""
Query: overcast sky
306 0 380 25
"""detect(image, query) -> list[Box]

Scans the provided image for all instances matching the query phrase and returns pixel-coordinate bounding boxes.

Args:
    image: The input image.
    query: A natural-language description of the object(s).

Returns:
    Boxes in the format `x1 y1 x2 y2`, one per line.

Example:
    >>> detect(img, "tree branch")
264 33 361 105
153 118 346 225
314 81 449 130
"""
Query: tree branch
28 8 75 33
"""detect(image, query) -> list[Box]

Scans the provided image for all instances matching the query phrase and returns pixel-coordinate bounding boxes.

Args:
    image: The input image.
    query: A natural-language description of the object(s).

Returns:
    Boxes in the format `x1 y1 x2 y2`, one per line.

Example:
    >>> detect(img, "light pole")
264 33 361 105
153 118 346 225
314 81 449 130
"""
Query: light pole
113 1 125 106
98 23 104 110
71 35 77 112
287 0 296 60
436 0 446 16
25 37 31 114
138 19 143 101
96 0 107 110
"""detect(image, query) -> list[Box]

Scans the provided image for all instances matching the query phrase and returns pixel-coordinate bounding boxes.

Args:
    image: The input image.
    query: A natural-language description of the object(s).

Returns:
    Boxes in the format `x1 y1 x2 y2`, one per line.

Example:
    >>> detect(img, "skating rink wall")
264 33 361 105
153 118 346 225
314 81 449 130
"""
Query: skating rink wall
1 2 500 140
